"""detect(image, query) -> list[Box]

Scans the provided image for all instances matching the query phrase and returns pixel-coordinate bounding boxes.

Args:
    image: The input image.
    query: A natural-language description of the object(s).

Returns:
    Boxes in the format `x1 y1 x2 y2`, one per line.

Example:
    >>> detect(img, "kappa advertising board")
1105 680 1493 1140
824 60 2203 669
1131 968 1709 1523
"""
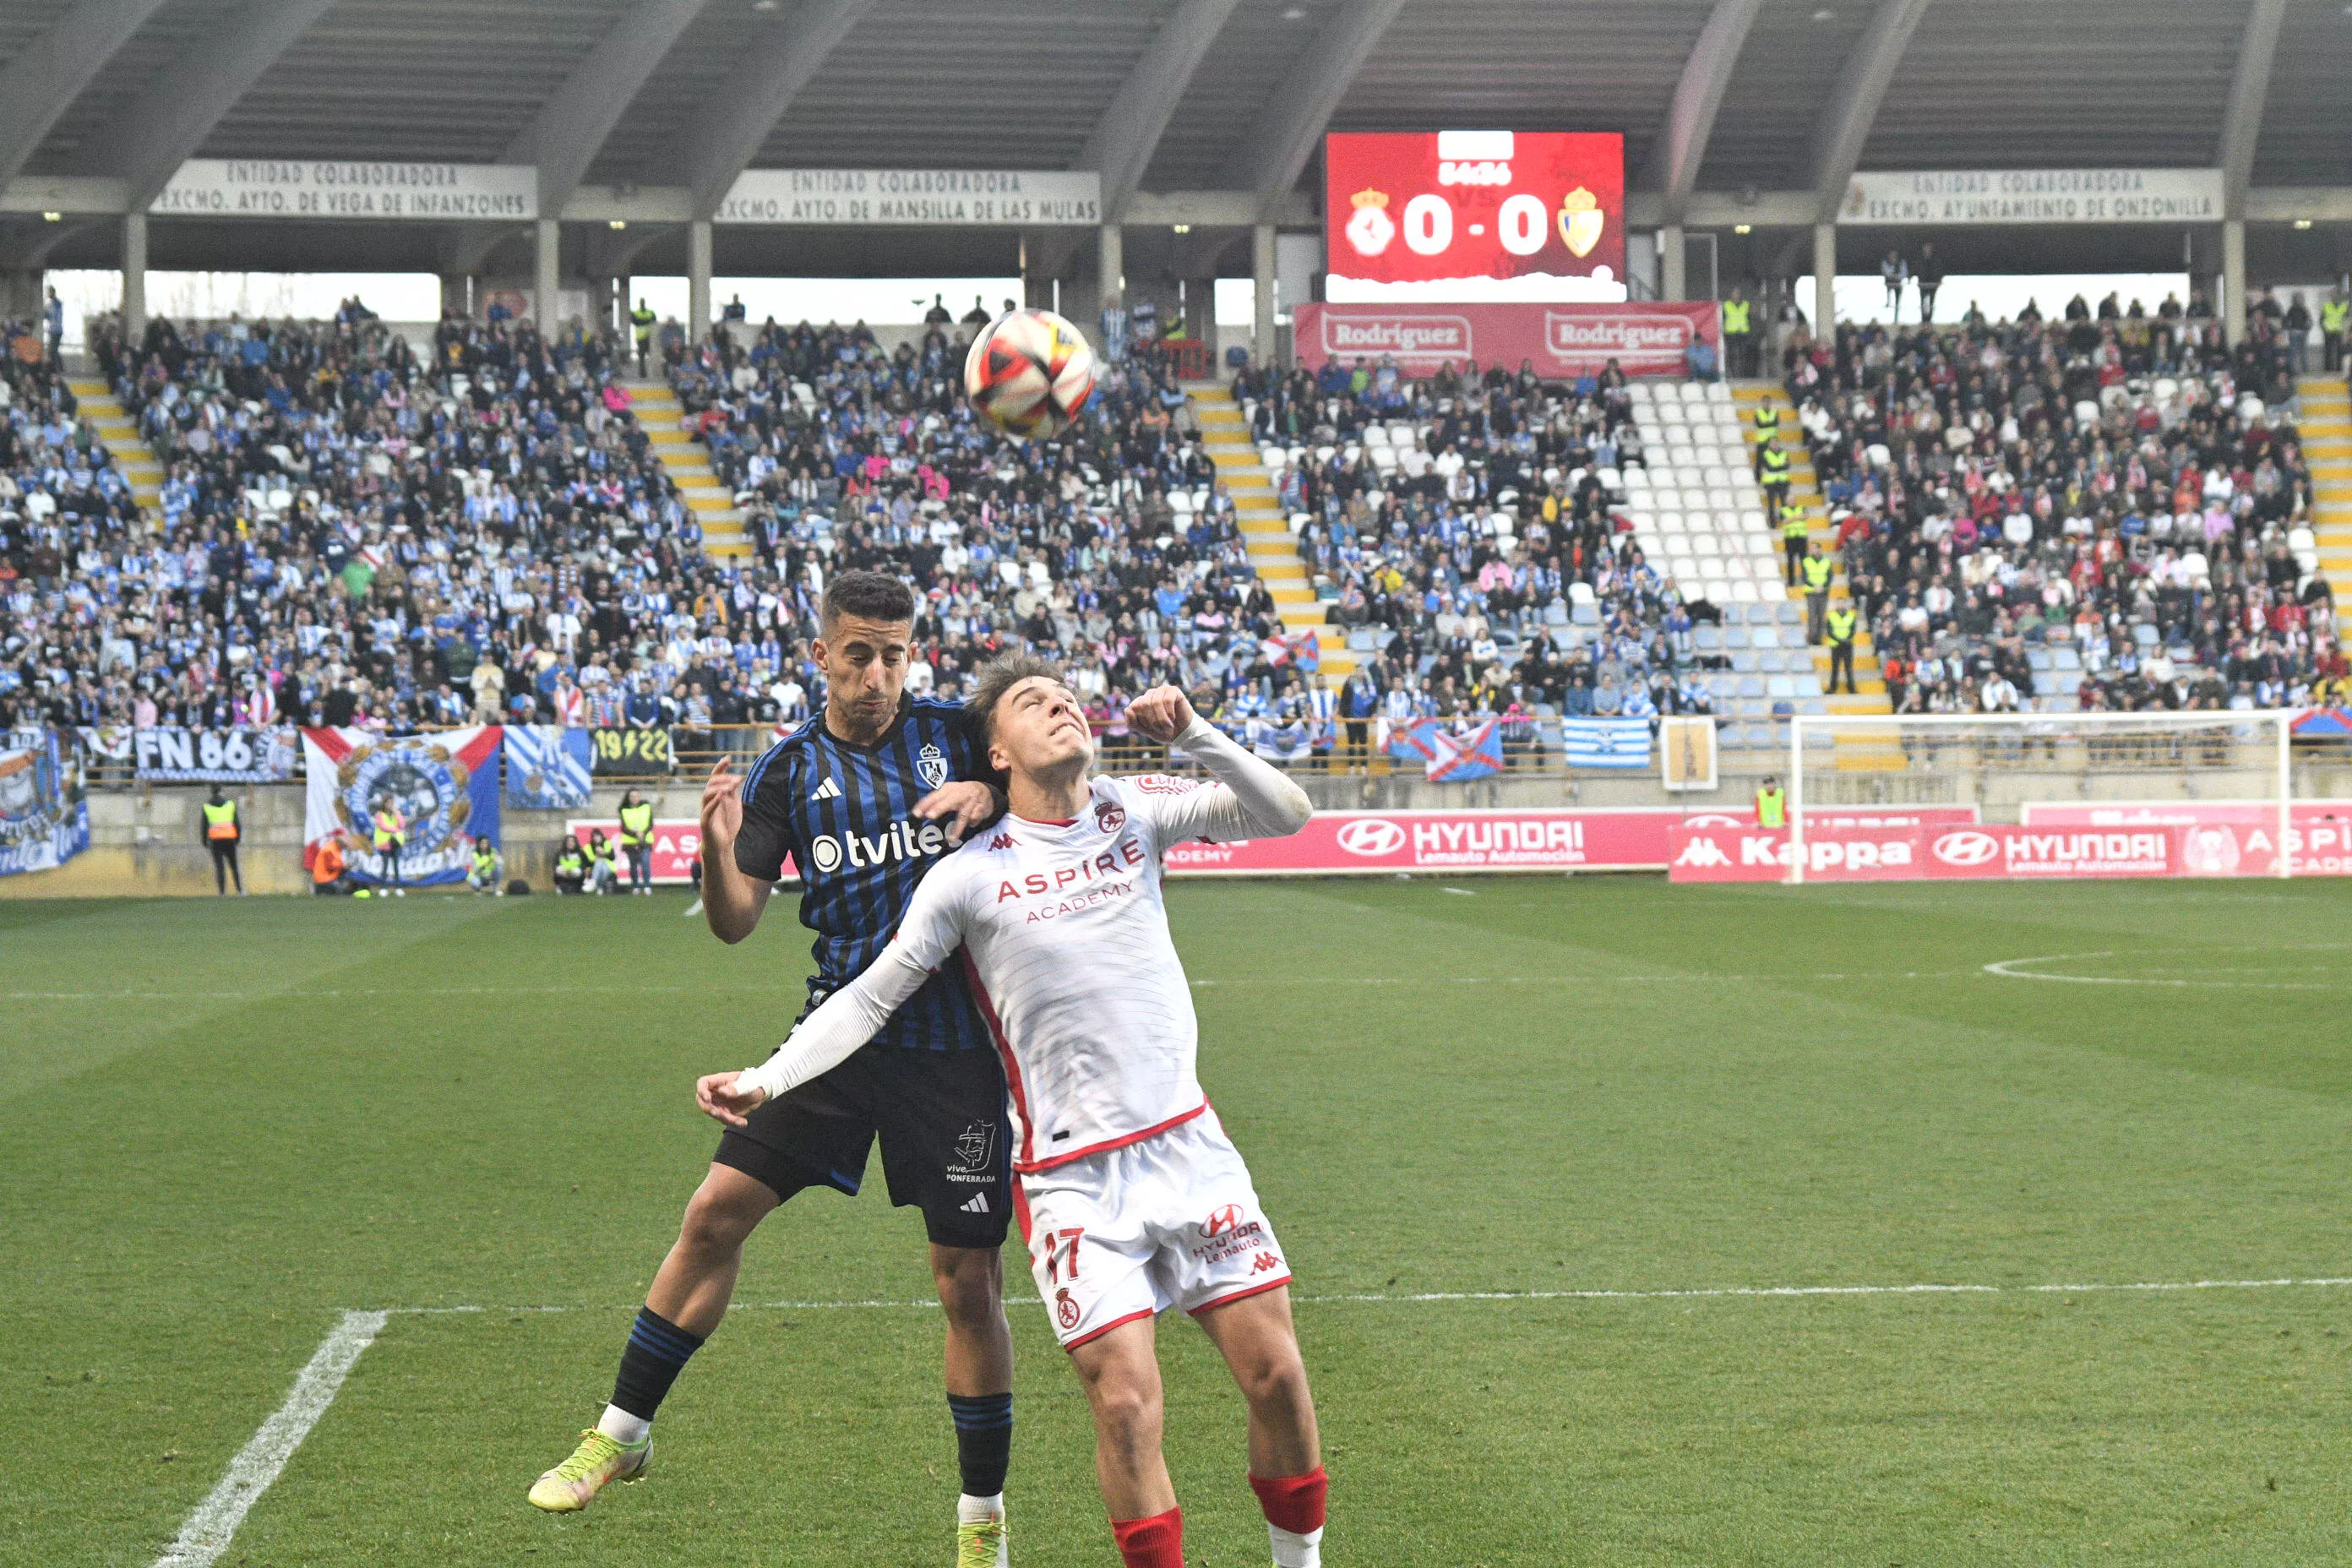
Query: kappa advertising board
1291 302 1719 379
1162 806 1977 878
1325 131 1625 291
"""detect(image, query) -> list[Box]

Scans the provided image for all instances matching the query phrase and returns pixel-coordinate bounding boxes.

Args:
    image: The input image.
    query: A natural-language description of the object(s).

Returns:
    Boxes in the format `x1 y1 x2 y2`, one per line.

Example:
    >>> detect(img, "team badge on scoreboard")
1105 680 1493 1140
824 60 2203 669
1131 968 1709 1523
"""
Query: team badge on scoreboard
1558 187 1604 258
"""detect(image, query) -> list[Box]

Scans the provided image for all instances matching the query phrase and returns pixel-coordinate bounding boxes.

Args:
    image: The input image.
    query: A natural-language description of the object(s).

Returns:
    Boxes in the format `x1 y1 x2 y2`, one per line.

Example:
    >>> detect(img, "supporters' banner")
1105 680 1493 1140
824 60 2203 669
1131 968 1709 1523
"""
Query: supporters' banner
504 725 594 809
2020 800 2352 879
565 817 798 885
79 725 133 764
1245 718 1316 765
591 727 674 776
1561 718 1652 770
151 159 536 220
1838 168 2222 226
1388 720 1504 782
1324 131 1625 290
1293 302 1718 379
716 168 1101 226
302 727 503 886
0 732 89 878
113 727 298 783
1162 807 1976 878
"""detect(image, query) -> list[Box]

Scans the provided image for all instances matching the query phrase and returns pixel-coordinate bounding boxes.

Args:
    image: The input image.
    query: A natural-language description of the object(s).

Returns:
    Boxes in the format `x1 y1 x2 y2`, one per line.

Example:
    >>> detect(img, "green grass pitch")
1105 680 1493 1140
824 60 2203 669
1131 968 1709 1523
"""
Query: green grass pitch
8 876 2351 1566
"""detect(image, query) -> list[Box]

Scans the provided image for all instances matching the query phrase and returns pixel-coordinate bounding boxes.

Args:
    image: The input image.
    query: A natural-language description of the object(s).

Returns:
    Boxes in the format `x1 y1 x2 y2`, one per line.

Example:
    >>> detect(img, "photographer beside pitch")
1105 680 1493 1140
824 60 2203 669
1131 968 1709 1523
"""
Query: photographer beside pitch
701 660 1331 1568
530 571 1022 1568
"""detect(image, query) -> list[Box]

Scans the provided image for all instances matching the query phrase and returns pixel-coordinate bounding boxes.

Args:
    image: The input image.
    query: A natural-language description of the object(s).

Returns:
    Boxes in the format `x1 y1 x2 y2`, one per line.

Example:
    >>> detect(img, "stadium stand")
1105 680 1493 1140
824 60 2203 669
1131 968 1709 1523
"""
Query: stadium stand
10 297 2347 762
1776 305 2343 715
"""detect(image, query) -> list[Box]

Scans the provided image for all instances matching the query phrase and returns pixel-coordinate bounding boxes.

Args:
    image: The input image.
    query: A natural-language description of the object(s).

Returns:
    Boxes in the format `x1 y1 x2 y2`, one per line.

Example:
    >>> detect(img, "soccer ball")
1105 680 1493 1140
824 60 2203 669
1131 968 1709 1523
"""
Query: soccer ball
964 308 1096 438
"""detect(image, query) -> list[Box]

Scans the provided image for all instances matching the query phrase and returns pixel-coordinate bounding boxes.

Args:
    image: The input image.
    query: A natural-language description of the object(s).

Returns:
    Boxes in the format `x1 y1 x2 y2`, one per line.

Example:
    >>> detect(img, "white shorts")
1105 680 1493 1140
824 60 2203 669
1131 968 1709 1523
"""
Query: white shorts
1016 1108 1292 1351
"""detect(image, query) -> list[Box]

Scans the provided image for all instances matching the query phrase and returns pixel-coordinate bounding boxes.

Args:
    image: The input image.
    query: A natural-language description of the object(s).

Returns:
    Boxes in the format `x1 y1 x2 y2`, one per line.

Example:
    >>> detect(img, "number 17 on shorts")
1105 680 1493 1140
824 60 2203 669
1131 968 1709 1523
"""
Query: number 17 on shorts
1020 1113 1292 1351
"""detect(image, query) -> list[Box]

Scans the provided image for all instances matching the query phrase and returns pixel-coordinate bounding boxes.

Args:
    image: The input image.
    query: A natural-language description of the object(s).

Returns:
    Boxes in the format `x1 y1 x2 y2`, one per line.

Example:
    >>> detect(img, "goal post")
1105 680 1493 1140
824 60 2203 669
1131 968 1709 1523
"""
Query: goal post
1786 709 2298 885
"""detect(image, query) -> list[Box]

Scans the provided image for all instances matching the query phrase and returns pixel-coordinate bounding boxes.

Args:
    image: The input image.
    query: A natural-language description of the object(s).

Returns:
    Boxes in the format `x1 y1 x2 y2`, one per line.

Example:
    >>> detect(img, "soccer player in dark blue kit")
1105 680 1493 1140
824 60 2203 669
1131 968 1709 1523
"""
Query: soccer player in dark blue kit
531 571 1021 1568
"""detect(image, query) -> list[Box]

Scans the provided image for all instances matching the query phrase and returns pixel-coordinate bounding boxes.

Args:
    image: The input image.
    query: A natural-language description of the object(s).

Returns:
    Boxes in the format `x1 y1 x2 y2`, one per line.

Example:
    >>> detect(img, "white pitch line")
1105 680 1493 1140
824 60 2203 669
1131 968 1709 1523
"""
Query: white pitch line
152 1309 386 1568
1983 953 2349 990
366 1274 2352 1317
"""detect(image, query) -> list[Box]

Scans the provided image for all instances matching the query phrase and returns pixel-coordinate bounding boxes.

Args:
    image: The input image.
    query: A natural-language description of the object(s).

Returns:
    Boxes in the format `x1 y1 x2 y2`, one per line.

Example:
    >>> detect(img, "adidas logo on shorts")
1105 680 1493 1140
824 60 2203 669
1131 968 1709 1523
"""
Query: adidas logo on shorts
960 1193 989 1214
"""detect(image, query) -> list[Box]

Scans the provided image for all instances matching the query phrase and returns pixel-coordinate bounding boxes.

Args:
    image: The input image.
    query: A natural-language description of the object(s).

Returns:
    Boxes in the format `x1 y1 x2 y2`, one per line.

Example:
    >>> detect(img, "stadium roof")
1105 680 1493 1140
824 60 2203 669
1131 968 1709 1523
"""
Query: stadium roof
2 0 2348 280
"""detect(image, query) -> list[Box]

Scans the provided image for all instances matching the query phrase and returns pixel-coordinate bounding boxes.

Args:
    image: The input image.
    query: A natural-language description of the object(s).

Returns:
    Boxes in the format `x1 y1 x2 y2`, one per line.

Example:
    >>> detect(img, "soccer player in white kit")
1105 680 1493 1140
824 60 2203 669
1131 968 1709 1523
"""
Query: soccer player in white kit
700 653 1330 1568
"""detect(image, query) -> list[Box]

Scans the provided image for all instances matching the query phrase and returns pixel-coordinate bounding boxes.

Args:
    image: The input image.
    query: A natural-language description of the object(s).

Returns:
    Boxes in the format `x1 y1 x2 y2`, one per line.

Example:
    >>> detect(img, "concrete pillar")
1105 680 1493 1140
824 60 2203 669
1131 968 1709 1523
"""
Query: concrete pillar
122 212 148 345
2222 218 2247 347
534 218 559 337
1251 221 1277 368
687 218 712 346
1660 224 1686 302
1811 223 1837 335
438 273 469 321
1098 222 1124 309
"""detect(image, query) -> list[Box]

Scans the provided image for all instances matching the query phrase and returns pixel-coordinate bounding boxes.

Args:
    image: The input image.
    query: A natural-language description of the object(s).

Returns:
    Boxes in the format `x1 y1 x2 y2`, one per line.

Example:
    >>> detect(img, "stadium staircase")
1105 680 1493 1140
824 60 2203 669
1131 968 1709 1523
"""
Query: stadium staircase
1187 383 1356 675
68 378 162 522
624 379 750 559
2298 375 2352 601
1730 379 1897 770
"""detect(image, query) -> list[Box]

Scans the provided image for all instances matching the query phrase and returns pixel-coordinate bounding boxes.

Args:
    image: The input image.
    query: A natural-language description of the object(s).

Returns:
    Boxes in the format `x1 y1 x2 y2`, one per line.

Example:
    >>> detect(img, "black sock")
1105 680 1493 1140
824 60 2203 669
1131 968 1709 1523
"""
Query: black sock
947 1391 1014 1497
610 1306 705 1423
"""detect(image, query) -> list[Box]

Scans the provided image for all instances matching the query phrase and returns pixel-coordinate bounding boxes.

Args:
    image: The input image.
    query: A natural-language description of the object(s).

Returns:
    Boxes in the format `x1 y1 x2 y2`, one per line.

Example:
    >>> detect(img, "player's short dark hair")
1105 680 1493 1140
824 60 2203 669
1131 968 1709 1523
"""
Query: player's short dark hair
970 651 1066 753
820 569 915 631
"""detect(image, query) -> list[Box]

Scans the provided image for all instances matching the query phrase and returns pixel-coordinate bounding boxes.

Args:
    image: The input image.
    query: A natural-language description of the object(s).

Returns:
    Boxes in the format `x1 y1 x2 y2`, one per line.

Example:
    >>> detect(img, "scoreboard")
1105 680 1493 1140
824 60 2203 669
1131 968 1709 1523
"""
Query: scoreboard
1323 130 1625 292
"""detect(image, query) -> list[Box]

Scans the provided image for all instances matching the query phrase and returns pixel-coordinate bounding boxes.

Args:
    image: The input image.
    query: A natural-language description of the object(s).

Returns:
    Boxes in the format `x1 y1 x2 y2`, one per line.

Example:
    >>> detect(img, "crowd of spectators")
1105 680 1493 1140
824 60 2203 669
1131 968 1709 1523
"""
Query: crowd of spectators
1783 297 2345 716
1239 353 1722 739
0 302 1341 763
8 282 2349 767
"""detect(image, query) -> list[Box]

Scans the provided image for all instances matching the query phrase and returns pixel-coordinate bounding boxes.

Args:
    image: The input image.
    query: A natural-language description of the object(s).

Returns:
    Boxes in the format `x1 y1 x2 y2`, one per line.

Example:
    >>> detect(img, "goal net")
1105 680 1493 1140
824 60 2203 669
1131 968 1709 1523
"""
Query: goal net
1783 710 2304 885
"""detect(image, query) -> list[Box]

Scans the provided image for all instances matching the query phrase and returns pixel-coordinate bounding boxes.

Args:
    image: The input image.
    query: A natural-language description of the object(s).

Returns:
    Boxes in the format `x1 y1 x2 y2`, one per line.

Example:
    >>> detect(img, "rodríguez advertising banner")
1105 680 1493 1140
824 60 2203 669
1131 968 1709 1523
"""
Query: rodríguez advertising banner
1325 131 1625 293
1293 302 1718 379
1164 806 1975 878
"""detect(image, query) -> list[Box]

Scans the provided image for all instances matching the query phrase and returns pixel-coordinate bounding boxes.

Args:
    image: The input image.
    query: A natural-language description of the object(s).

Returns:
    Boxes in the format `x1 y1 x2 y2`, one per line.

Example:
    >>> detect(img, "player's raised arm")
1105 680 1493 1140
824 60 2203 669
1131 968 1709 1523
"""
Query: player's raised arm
698 853 974 1124
1125 686 1314 842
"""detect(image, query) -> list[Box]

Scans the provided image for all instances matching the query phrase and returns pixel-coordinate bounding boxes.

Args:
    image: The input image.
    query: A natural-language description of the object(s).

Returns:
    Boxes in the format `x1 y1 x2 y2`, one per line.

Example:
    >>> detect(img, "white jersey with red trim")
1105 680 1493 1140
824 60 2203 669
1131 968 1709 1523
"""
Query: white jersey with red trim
732 717 1315 1170
904 773 1219 1172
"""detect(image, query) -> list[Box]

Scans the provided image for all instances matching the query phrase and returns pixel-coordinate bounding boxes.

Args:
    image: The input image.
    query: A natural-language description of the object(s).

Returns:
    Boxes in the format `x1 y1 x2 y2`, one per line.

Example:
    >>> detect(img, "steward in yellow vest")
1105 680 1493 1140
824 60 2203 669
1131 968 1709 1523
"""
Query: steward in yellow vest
202 787 243 896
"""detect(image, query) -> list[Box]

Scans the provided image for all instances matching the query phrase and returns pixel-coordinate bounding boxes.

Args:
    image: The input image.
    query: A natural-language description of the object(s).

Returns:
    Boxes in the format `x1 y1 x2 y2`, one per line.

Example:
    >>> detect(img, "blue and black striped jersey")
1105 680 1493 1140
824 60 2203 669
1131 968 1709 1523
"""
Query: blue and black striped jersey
732 694 993 1052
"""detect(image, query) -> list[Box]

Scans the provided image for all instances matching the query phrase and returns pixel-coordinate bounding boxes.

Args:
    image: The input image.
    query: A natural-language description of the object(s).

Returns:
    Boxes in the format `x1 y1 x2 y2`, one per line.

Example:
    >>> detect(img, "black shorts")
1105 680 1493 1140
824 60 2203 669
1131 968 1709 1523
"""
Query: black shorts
713 1041 1012 1250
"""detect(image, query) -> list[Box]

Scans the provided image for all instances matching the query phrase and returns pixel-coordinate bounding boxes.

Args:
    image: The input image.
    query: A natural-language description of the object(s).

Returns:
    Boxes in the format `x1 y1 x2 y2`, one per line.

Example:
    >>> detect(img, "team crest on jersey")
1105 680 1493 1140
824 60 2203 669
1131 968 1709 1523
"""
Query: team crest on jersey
916 743 949 789
1095 799 1126 833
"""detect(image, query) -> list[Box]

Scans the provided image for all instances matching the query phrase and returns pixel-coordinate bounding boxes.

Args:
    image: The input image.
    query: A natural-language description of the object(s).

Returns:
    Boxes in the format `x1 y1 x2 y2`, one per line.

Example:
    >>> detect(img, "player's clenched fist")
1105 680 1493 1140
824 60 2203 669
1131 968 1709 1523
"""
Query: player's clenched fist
696 1070 767 1126
1125 685 1196 743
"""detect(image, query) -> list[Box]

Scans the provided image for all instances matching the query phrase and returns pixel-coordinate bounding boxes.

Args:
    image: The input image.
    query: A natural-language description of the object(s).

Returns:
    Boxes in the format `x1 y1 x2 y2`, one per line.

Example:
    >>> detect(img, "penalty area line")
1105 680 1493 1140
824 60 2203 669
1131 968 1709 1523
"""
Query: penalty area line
152 1309 385 1568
